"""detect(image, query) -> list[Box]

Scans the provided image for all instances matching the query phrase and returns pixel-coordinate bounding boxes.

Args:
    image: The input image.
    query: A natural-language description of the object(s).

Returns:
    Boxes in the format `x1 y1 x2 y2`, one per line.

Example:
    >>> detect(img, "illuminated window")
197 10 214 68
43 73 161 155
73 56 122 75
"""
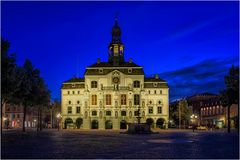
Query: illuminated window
92 95 97 105
67 106 72 114
149 107 153 114
121 111 126 116
106 111 111 116
91 81 98 88
92 111 97 116
76 106 80 114
133 81 140 88
134 94 140 105
106 94 111 105
157 107 162 114
121 94 126 105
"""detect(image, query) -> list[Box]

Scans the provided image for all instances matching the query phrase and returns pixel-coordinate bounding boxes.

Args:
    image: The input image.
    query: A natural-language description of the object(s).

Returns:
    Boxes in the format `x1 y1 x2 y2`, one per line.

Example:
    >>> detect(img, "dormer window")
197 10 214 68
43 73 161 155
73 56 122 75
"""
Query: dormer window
153 83 157 87
133 80 140 88
99 69 103 74
128 68 132 73
91 81 98 88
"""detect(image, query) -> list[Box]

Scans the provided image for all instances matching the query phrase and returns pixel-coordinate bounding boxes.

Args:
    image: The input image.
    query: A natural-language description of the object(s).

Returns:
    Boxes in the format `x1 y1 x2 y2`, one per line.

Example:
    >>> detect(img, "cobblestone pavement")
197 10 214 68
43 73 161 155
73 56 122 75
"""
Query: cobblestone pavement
1 129 239 159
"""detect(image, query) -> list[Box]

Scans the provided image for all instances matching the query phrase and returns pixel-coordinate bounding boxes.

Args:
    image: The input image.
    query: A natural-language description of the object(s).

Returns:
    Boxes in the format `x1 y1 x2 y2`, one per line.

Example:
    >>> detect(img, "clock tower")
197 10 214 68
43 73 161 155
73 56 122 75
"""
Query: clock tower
108 17 124 66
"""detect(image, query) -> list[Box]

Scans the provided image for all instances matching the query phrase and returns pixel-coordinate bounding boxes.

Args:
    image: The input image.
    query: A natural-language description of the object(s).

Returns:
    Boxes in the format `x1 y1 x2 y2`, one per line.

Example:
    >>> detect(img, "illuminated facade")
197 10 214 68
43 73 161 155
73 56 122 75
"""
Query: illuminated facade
61 19 169 129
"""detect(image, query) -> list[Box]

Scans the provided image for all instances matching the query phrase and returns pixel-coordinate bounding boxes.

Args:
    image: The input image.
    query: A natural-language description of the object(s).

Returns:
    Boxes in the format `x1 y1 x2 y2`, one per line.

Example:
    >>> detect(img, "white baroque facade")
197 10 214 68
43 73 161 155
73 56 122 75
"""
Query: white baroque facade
61 19 169 130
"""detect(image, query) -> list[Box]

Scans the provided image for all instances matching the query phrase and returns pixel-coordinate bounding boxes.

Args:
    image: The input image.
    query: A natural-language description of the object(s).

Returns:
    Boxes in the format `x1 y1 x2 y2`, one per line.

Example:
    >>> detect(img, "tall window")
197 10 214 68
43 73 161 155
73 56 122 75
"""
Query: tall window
149 107 153 114
106 94 111 105
121 94 127 105
133 80 140 88
134 94 140 105
157 107 162 114
76 106 80 114
91 81 98 88
68 106 72 114
92 95 97 105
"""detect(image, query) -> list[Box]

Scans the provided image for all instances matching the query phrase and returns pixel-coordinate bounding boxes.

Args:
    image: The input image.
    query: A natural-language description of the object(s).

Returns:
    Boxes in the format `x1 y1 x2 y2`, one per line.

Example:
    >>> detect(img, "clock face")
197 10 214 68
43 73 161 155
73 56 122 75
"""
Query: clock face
113 77 119 84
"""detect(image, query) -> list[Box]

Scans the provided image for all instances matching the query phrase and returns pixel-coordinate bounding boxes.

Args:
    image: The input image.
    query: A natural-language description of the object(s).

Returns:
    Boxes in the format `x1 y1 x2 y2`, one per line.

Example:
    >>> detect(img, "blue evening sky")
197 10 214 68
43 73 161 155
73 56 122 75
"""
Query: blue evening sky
2 1 239 101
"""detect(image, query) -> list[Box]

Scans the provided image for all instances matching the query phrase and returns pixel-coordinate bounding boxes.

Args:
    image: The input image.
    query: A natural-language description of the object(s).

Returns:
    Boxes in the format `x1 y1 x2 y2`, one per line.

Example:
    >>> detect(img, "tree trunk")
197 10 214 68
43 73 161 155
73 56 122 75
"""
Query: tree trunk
227 105 231 133
22 103 27 132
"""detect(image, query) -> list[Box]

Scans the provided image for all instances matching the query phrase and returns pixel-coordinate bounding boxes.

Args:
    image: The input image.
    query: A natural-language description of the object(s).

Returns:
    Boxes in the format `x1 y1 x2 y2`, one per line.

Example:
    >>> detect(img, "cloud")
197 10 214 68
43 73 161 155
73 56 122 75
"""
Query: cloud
159 56 239 102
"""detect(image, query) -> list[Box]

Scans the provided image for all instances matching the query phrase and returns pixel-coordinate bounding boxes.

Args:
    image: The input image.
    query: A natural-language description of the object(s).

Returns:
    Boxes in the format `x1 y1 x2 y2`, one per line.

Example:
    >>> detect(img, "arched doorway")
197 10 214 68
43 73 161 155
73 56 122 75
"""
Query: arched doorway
146 118 154 128
156 118 165 129
91 120 99 129
120 120 127 129
76 118 83 129
65 118 73 129
105 120 113 129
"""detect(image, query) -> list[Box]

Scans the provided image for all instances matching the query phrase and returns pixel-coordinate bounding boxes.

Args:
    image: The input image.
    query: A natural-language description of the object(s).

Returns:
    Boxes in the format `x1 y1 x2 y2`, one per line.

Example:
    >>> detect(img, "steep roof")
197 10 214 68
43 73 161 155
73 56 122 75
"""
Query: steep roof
144 77 167 82
87 62 141 68
63 77 85 83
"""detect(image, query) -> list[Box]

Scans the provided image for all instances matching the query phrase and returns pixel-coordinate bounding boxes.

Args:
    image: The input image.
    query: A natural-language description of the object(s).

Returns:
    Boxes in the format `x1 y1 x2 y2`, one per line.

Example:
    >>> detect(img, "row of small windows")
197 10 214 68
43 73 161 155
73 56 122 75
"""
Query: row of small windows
68 97 162 106
66 89 163 95
201 106 224 116
148 90 163 94
67 90 80 95
67 106 162 115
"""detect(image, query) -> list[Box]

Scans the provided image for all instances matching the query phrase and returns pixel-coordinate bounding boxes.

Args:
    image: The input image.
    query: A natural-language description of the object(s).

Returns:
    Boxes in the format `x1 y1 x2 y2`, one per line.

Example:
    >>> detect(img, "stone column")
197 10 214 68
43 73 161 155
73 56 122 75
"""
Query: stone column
83 118 90 129
99 118 105 130
113 118 120 130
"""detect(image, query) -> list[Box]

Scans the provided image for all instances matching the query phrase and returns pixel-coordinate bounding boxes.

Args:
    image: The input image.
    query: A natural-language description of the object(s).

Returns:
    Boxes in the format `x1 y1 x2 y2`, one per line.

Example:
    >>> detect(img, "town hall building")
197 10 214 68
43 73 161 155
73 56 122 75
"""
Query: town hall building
61 18 169 129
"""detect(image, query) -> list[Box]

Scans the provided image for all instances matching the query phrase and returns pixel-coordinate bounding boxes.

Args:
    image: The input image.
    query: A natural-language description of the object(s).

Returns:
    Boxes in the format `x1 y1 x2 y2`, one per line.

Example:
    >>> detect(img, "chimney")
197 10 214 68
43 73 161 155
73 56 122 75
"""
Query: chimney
97 58 100 64
129 58 132 63
155 74 159 79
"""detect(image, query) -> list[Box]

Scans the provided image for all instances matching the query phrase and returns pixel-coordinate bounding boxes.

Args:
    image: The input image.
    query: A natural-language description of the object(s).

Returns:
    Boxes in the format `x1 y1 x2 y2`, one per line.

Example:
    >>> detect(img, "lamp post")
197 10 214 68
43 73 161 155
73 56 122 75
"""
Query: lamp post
190 114 198 132
56 113 62 131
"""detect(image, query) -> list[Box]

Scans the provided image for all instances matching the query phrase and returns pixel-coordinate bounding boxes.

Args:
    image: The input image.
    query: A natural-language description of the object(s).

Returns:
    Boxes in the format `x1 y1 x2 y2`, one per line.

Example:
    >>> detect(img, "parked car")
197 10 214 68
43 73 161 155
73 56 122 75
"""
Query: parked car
197 126 208 130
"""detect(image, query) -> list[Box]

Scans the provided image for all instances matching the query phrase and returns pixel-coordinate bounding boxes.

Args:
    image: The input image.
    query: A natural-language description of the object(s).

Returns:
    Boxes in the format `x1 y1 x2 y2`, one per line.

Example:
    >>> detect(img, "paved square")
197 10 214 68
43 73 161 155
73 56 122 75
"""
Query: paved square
1 129 239 159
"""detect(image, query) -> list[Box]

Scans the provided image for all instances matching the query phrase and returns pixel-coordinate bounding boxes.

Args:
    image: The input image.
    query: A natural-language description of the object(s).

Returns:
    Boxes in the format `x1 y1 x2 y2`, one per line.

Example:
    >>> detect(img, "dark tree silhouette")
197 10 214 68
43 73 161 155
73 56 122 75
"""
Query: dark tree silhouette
220 65 239 133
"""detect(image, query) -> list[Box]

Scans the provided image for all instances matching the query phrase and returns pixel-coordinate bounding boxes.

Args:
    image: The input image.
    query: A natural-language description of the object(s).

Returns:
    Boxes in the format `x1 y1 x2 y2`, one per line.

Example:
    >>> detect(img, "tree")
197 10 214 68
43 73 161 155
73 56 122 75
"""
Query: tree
171 99 192 128
1 38 21 111
220 65 239 133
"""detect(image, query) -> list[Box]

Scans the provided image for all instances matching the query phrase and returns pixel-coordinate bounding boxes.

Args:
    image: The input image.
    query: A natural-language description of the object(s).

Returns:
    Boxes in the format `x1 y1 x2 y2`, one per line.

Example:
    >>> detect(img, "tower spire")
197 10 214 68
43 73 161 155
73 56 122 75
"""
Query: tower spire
108 14 125 66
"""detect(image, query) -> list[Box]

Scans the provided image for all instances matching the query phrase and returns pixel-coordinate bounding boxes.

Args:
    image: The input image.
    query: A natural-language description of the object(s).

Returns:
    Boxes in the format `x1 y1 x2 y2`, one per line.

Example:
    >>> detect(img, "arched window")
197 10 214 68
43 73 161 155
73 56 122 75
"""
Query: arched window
133 80 140 88
91 81 98 88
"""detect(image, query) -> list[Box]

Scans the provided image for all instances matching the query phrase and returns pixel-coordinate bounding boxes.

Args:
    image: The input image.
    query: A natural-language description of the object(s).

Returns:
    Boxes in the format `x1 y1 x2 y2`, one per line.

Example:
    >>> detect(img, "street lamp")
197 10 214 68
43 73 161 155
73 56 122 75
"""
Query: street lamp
56 113 62 131
190 114 198 132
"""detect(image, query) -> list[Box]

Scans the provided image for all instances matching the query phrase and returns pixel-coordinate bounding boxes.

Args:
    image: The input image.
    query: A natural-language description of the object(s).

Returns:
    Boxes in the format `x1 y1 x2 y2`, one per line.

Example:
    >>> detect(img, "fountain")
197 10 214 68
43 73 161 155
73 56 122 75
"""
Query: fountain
125 108 154 134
